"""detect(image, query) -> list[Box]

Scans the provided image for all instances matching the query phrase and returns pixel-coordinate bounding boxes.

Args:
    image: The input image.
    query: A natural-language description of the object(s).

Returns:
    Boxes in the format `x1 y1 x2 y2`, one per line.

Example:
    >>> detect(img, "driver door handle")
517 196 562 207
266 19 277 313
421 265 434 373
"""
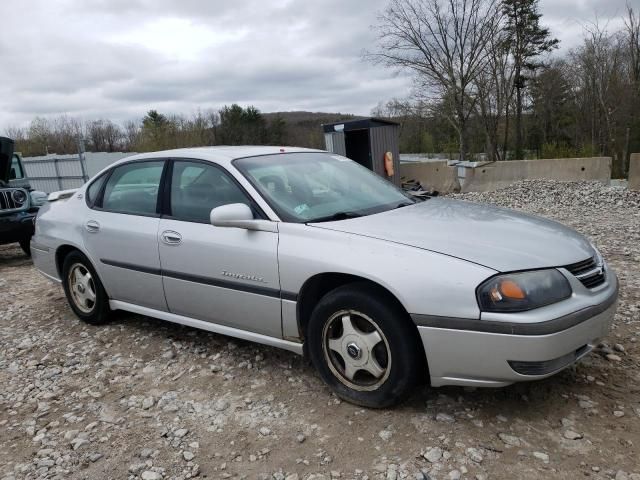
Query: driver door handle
161 230 182 245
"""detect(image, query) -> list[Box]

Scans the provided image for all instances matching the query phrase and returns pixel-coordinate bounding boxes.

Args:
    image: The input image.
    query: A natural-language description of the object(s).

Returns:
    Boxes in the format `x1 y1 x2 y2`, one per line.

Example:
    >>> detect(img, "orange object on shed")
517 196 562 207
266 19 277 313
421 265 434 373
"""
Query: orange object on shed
384 151 394 177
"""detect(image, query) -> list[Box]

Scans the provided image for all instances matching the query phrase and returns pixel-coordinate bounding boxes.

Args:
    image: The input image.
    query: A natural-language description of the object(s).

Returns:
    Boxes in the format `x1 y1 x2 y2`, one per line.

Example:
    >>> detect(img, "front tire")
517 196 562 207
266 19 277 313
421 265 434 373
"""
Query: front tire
19 237 31 257
62 251 111 325
307 283 423 408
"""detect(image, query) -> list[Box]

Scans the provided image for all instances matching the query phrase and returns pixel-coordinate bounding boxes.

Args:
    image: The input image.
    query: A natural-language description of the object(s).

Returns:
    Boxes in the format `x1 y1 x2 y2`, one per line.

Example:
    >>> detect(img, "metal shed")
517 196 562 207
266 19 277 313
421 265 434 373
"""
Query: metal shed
323 118 401 186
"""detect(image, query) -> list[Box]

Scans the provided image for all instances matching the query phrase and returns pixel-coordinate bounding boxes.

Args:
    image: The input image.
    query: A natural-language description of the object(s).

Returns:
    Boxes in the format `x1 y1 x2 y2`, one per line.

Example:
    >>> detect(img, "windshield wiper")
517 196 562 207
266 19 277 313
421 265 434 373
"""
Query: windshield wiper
307 211 362 223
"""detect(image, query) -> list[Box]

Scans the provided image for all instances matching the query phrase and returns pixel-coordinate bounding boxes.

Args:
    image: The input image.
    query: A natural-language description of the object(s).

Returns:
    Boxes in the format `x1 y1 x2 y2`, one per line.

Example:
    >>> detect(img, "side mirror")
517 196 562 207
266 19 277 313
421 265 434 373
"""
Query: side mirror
210 203 278 232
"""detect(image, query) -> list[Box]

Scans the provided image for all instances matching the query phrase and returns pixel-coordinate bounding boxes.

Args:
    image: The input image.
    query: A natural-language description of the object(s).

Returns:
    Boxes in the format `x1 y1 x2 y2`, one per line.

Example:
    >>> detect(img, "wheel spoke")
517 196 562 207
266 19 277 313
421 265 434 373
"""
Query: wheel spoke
362 356 385 379
360 330 382 351
343 362 357 380
328 338 343 355
340 314 359 337
85 286 96 302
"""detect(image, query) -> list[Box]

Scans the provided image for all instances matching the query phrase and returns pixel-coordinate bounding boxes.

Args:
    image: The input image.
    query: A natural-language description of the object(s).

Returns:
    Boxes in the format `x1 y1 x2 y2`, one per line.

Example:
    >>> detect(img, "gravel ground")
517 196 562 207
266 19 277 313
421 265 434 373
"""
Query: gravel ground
1 180 639 480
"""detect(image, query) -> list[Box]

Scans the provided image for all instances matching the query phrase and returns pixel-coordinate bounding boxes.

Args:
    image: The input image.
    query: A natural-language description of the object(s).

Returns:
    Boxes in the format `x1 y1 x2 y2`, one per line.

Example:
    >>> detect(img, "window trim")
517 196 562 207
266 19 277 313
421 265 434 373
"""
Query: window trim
84 170 110 209
161 158 267 225
89 158 168 218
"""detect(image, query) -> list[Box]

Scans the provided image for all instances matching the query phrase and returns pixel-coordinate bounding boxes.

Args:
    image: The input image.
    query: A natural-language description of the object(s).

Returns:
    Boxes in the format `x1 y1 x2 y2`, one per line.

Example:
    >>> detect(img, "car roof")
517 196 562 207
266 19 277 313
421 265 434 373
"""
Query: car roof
121 146 326 167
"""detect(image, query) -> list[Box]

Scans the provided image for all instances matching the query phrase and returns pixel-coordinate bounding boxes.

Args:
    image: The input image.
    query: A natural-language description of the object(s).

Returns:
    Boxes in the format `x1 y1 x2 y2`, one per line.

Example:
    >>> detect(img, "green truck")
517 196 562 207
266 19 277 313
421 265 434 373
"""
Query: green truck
0 136 47 255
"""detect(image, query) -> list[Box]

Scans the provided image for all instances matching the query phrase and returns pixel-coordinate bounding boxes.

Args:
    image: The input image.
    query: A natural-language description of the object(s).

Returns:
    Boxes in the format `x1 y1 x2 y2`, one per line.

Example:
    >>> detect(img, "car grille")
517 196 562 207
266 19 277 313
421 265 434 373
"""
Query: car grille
564 256 606 289
0 189 19 211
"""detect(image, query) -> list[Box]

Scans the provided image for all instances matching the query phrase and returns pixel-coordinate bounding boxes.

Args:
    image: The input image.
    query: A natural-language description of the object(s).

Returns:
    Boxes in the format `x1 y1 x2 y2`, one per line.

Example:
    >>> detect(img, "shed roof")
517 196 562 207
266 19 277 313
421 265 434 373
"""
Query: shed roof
322 117 399 133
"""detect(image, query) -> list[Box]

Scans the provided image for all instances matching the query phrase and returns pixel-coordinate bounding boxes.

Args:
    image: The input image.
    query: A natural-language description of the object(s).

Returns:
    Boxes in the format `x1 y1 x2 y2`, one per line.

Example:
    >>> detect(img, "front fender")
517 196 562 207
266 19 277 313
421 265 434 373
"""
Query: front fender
278 223 497 321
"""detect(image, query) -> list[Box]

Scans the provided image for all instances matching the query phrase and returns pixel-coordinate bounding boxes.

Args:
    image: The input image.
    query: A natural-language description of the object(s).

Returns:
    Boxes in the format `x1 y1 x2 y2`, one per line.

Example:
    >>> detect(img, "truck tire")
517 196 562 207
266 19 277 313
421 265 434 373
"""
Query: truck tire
19 238 31 257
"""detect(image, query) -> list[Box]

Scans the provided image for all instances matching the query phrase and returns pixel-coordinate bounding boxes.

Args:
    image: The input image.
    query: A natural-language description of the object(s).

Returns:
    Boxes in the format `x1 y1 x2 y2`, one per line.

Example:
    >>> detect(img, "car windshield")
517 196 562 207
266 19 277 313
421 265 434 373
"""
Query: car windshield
234 152 414 223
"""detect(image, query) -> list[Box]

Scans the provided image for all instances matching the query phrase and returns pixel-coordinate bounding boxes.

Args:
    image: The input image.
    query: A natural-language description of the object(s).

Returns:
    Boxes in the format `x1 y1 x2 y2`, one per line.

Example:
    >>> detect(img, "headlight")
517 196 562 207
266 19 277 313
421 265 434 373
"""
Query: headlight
477 269 572 313
590 242 604 265
11 189 27 206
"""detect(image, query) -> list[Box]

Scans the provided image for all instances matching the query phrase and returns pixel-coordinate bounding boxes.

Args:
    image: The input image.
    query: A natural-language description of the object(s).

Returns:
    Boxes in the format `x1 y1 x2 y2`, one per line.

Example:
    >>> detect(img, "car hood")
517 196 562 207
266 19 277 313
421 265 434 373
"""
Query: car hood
0 136 14 184
310 198 595 272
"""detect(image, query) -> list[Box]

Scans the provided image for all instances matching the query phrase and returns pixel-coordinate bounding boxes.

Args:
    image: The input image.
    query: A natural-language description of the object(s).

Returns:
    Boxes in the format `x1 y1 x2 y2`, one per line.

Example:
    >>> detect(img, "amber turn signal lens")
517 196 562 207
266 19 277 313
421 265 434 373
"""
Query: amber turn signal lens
499 279 526 299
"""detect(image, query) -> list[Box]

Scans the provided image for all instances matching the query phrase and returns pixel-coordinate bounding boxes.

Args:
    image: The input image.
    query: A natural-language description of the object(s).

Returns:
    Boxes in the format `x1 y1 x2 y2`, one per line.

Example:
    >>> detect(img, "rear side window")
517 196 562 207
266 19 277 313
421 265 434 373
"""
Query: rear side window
86 173 108 207
169 161 252 223
101 161 164 216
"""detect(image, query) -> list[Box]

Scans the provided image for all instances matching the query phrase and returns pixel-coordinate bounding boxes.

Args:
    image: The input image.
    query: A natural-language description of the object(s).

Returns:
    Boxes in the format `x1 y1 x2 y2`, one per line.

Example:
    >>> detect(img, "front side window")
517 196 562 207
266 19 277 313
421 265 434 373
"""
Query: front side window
234 152 413 223
101 161 164 215
170 161 252 223
10 154 24 180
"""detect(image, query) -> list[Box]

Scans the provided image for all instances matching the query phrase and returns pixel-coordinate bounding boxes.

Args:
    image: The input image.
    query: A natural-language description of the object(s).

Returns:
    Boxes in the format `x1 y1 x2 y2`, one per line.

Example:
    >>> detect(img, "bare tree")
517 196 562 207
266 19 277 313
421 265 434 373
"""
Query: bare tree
474 23 515 161
371 0 499 160
3 126 26 143
87 119 123 152
583 23 623 156
123 120 141 152
625 3 640 87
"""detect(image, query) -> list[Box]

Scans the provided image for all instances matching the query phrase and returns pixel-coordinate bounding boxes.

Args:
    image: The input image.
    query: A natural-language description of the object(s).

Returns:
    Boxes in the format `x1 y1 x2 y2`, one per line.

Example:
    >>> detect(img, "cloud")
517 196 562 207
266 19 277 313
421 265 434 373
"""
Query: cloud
0 0 633 132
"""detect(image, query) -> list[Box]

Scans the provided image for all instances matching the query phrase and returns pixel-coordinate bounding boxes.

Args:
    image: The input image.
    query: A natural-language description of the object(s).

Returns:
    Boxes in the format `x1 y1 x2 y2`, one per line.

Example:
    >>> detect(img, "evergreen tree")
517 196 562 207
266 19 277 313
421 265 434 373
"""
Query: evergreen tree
502 0 558 159
141 110 169 150
267 114 287 145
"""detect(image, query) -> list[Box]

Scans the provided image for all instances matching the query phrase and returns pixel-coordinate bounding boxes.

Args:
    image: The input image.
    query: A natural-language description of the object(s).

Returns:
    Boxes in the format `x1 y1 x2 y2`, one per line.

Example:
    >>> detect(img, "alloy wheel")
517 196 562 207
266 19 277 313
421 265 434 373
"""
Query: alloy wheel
322 309 392 391
68 263 97 314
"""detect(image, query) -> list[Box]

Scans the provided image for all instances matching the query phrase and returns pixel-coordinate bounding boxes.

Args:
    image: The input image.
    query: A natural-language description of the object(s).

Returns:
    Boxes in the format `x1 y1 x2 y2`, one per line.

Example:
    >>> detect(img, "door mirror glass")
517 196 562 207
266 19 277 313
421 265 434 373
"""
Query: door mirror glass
210 203 255 228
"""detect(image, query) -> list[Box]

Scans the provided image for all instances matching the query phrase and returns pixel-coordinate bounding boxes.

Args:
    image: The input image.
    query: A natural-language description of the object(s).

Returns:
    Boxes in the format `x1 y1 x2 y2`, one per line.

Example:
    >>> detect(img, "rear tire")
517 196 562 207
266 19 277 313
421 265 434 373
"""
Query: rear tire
19 237 31 257
61 251 111 325
307 283 423 408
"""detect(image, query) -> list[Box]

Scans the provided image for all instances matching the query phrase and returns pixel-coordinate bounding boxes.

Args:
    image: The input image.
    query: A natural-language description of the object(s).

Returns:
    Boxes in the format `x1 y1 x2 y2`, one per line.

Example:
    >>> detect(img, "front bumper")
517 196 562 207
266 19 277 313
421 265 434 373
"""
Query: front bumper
415 275 619 388
0 210 36 244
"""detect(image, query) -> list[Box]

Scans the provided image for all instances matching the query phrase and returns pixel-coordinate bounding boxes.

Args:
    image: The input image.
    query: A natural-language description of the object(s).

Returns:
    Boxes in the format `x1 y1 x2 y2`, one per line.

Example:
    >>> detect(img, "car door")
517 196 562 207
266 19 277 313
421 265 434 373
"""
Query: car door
82 159 168 311
157 159 282 337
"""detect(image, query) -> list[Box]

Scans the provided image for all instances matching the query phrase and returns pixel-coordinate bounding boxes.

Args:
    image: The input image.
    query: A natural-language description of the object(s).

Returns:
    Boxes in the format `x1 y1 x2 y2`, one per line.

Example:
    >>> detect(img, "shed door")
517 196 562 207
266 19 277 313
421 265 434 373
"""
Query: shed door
324 132 346 156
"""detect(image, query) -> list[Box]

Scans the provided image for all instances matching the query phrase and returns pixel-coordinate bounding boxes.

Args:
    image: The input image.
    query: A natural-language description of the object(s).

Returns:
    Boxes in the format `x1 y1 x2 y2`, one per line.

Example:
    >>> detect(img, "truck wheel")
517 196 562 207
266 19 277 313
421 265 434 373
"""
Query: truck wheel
62 251 111 325
307 283 423 408
19 238 31 257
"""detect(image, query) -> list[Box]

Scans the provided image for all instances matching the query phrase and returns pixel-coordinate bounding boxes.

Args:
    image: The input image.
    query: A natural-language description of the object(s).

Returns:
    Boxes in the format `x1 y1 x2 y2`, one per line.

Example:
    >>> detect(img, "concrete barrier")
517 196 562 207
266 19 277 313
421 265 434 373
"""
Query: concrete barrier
399 161 460 193
630 153 640 191
461 157 612 192
400 157 611 193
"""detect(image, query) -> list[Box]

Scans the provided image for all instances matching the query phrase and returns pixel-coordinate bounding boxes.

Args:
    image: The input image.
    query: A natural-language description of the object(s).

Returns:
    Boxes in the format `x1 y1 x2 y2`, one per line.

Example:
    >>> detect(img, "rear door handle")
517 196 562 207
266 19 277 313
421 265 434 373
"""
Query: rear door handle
161 230 182 245
85 220 100 233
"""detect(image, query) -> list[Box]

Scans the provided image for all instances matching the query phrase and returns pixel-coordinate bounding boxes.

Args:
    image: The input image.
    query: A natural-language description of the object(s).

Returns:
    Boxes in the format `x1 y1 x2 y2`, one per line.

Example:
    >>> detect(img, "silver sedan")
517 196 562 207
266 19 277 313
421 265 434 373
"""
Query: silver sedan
31 147 618 407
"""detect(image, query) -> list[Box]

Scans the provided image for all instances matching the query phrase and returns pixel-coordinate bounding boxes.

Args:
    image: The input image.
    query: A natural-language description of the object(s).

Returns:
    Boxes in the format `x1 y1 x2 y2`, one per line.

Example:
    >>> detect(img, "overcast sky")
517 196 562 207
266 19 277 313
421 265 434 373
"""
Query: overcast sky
0 0 634 132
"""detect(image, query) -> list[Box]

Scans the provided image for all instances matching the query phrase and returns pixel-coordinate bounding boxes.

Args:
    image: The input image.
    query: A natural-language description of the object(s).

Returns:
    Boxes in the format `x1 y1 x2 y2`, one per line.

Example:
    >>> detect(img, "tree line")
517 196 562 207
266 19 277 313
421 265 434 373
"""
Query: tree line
370 0 640 177
4 106 287 157
5 0 640 178
5 106 356 158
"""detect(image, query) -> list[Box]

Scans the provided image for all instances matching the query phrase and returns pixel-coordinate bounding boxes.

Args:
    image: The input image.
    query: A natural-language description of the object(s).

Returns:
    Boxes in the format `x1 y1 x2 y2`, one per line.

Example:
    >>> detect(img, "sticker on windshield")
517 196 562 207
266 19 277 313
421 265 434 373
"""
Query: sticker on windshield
294 204 310 215
331 155 350 161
